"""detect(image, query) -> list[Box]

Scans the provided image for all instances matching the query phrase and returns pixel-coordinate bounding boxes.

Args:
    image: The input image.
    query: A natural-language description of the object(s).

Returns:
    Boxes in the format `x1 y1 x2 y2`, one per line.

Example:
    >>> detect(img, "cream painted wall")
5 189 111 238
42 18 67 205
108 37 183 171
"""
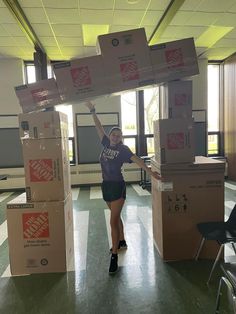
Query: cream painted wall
0 58 24 115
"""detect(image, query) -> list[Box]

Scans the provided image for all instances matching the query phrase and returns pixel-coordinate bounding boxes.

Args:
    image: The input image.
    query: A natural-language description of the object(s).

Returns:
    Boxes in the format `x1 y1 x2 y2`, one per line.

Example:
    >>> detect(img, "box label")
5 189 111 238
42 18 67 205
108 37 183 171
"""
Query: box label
120 61 139 81
71 67 91 87
165 48 184 68
167 133 184 149
31 89 47 103
29 159 53 182
22 212 49 239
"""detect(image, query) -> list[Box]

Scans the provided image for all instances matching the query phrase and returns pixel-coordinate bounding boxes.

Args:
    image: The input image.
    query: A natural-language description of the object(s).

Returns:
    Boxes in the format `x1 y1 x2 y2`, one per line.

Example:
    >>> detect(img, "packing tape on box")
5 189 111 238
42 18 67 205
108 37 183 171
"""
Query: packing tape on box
157 180 173 192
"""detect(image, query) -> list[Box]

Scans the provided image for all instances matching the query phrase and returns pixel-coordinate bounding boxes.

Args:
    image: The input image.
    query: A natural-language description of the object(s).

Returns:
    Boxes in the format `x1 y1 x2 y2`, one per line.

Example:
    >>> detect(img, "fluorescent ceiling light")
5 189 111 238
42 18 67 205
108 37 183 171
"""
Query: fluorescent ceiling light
195 26 234 48
82 24 109 46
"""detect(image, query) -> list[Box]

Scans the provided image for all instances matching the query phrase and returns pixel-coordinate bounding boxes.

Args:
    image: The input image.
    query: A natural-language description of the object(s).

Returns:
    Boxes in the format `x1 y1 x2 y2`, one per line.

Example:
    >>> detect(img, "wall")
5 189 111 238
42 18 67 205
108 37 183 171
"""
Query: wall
0 58 24 114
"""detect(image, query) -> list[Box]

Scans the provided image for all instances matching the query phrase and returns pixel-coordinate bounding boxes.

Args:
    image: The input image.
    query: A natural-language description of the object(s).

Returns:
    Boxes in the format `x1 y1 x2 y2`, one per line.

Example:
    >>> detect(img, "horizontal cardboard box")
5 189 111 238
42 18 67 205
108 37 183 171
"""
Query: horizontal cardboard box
53 55 108 102
15 78 62 113
97 28 154 93
150 37 199 84
151 156 225 261
22 138 71 202
7 193 74 275
19 111 68 139
160 80 192 119
153 118 195 164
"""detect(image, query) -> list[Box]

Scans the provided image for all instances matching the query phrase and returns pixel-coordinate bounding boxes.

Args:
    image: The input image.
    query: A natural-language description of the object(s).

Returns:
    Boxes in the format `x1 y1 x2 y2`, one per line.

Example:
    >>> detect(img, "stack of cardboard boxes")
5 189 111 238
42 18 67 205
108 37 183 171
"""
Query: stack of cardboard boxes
14 28 200 112
151 81 225 261
7 111 74 275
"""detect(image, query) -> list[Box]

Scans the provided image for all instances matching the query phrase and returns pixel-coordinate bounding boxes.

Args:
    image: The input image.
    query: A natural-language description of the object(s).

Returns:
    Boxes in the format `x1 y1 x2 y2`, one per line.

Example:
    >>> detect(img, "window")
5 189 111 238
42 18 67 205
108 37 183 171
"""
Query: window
25 63 36 84
121 91 137 153
208 64 220 155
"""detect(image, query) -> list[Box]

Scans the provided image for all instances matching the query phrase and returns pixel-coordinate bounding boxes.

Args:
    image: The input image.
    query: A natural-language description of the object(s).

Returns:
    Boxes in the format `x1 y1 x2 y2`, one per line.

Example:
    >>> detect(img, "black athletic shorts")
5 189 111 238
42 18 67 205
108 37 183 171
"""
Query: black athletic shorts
101 181 126 202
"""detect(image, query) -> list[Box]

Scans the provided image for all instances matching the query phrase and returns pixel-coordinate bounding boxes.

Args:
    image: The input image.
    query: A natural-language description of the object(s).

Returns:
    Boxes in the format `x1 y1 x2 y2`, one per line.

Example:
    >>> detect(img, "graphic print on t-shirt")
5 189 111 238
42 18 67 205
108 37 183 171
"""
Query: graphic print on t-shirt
102 147 120 161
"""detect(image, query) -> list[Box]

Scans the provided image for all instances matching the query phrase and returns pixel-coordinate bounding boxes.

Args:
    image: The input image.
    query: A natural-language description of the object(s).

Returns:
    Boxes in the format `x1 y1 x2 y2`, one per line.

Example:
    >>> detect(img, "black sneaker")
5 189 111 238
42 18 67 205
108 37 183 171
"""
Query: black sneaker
109 240 128 253
109 254 118 274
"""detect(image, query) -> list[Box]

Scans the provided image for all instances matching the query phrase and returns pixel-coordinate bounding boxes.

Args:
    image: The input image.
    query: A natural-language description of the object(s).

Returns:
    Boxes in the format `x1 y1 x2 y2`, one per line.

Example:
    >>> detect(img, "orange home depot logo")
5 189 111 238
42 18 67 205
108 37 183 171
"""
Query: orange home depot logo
120 61 139 82
22 212 49 239
71 66 91 87
31 88 47 102
165 48 184 68
29 159 53 182
175 94 187 106
167 133 184 149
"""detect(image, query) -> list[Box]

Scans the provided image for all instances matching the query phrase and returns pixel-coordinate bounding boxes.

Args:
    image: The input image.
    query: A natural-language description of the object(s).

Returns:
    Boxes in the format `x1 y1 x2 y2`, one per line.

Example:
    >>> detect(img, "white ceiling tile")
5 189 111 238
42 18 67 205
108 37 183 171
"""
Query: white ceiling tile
0 8 17 23
143 26 156 40
82 46 97 56
179 0 204 11
109 25 139 33
113 10 144 25
80 9 113 24
23 8 49 23
149 0 170 10
51 24 82 37
31 23 53 36
196 0 236 13
181 12 220 26
39 37 58 46
45 8 80 24
166 26 208 39
214 12 236 27
61 46 84 56
0 0 6 7
80 0 113 10
170 12 194 25
115 0 150 10
57 37 83 46
213 38 236 48
202 47 236 60
140 10 163 26
0 36 32 47
18 0 42 8
42 0 78 9
223 28 236 39
1 23 26 36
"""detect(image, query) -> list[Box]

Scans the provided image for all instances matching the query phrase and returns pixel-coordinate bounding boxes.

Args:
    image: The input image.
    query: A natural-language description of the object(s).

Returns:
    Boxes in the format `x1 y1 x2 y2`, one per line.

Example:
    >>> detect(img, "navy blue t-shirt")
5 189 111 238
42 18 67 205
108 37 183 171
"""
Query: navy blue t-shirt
100 135 134 181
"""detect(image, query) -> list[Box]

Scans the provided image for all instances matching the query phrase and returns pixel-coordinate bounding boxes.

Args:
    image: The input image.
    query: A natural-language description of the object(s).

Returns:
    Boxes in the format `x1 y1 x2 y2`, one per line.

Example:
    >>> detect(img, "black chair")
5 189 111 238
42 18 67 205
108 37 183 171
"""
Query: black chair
195 204 236 284
215 262 236 313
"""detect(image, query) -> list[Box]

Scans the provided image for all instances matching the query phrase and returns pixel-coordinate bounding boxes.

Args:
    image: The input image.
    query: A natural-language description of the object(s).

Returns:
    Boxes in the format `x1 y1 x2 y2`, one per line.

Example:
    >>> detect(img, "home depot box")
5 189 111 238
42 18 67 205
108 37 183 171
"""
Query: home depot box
53 55 108 102
150 37 199 84
22 138 71 202
160 80 192 119
6 193 74 275
153 118 195 164
19 111 68 139
97 28 154 93
151 156 225 261
15 78 62 113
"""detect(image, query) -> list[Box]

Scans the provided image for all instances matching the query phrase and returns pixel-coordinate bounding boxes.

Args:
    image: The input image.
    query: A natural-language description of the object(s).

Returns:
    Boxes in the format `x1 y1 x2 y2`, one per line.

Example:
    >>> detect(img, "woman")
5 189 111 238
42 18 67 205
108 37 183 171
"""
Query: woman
85 101 161 274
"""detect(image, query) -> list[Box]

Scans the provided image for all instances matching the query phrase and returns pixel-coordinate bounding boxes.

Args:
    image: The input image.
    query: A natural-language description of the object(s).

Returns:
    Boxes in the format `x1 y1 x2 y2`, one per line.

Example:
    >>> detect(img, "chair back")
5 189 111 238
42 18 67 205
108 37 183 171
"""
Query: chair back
227 204 236 228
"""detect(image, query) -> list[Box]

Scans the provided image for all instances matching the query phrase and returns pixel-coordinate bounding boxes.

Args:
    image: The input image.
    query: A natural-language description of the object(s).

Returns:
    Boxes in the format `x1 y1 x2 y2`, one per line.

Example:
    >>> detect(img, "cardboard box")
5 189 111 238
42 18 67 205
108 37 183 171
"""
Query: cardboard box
15 78 62 113
53 55 108 102
97 28 155 93
19 111 68 139
150 37 199 84
151 156 225 261
160 80 192 119
7 193 74 275
22 138 71 202
153 118 195 164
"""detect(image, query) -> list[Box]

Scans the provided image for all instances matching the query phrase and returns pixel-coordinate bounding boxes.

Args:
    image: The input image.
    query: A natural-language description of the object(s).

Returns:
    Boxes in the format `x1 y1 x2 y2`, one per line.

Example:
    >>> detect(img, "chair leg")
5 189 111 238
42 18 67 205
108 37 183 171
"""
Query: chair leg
195 237 205 261
231 242 236 255
207 244 224 285
215 277 223 314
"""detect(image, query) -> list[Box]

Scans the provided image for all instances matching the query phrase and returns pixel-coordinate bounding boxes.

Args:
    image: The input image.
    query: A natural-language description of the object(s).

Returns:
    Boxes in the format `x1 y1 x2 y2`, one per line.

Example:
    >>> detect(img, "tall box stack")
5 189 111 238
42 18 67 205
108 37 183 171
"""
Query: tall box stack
152 79 225 261
6 111 74 275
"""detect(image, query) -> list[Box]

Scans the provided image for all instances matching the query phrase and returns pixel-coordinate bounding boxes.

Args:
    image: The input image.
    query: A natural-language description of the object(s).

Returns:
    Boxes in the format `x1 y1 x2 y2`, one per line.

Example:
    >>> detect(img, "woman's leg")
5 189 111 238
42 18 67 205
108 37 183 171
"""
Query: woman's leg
109 198 125 254
106 201 125 242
